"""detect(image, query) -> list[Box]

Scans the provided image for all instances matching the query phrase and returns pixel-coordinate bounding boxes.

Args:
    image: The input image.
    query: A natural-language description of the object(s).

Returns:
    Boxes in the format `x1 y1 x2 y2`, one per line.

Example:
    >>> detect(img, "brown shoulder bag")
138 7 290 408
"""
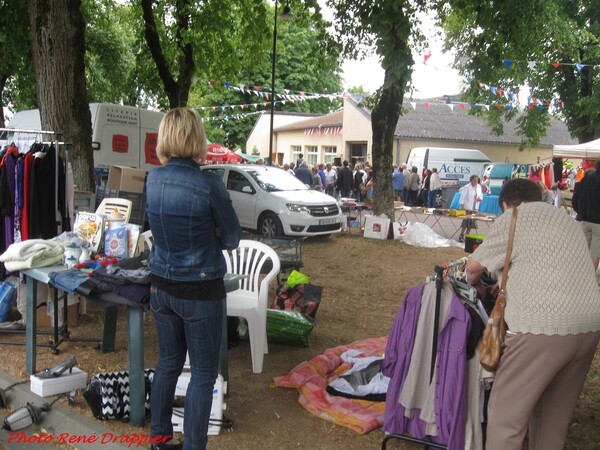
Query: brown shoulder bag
479 207 518 372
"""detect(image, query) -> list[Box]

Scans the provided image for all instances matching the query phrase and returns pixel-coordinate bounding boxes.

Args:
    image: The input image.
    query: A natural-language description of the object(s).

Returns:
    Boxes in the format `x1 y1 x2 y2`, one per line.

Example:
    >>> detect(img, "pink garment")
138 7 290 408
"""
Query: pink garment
273 336 387 434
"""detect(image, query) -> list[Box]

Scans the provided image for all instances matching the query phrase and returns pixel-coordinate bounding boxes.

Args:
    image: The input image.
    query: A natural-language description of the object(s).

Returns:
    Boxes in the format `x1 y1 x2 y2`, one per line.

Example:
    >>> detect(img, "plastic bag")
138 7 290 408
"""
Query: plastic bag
0 277 18 323
402 222 464 249
272 284 323 320
285 269 310 288
266 309 314 347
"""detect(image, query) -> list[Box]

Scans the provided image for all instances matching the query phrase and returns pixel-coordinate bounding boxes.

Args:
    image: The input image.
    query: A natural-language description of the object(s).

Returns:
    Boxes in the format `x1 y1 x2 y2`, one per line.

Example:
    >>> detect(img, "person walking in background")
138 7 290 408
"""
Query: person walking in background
421 169 432 207
393 166 405 201
294 161 313 187
324 162 337 197
428 167 442 208
458 174 483 242
287 162 295 176
353 163 365 202
317 163 326 188
407 166 420 207
146 107 241 450
572 159 600 270
337 160 354 198
296 153 305 168
466 179 600 450
537 181 554 204
401 163 410 204
311 166 324 191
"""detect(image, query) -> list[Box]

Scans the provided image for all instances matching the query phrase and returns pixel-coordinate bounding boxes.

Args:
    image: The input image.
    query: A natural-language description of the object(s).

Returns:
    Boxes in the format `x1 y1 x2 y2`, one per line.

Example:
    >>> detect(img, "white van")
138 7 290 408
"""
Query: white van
6 103 164 171
406 147 492 187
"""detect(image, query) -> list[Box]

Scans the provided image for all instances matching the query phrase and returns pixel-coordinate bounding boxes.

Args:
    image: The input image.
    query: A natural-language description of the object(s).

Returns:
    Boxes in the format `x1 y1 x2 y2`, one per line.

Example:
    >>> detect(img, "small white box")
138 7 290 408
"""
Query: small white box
172 373 226 435
30 367 88 397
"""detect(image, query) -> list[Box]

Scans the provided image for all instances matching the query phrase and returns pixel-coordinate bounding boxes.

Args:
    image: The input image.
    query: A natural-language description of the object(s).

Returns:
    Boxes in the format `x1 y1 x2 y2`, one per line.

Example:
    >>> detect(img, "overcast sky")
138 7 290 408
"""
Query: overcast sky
318 2 463 98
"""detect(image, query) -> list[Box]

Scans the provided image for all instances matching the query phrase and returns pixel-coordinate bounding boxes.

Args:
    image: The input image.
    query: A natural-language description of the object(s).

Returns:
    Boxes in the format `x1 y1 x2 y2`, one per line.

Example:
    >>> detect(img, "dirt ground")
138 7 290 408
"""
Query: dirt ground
2 232 599 449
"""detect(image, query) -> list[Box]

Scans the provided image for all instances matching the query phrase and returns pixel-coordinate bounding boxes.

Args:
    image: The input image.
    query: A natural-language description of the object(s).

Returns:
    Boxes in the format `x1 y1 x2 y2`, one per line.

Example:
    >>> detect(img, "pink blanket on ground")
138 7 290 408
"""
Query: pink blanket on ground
273 336 388 434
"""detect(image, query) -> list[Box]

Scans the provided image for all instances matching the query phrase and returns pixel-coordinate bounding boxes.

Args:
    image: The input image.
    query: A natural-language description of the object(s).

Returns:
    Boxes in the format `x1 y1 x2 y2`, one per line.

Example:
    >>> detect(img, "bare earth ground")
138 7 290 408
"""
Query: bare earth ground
2 232 599 449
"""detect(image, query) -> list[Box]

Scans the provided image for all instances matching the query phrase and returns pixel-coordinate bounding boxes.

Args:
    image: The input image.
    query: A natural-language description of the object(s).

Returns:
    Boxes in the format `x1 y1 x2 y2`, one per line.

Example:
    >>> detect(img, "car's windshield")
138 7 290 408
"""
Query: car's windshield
246 167 309 192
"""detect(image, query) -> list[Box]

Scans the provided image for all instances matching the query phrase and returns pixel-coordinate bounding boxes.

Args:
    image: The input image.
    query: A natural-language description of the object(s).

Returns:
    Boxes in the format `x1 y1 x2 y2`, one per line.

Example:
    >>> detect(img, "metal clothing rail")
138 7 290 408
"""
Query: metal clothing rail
381 264 449 450
1 127 65 229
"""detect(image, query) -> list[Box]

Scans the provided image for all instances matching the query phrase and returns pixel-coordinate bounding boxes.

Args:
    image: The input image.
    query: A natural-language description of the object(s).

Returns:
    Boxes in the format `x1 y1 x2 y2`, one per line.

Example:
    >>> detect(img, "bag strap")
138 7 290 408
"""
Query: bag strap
499 207 518 296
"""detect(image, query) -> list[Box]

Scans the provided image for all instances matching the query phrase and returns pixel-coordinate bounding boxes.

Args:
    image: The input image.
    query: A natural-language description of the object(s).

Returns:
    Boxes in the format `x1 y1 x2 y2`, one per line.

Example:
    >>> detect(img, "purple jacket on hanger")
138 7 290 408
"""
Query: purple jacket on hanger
383 284 470 449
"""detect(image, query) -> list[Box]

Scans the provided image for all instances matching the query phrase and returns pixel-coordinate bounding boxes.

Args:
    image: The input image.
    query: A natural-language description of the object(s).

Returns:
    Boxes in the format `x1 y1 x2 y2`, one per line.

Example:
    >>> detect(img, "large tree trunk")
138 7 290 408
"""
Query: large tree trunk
28 0 94 192
370 11 412 226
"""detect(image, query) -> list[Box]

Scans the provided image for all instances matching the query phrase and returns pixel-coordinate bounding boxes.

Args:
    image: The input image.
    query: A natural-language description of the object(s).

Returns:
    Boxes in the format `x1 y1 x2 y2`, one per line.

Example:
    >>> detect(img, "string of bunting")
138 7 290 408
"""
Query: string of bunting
475 81 564 112
502 59 599 72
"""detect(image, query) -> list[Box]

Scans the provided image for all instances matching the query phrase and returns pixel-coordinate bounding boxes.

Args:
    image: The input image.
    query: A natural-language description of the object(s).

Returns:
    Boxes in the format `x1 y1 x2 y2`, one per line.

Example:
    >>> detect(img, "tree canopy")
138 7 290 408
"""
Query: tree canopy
442 0 600 144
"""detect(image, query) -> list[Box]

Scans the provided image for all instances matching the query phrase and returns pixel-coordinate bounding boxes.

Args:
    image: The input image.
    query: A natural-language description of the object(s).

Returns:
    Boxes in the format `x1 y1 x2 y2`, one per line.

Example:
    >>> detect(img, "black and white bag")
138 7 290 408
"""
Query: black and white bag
83 369 154 420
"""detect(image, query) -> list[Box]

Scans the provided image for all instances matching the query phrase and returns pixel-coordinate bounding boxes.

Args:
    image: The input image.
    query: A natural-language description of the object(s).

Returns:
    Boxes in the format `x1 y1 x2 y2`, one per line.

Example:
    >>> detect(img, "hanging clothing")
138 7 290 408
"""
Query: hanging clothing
383 282 473 449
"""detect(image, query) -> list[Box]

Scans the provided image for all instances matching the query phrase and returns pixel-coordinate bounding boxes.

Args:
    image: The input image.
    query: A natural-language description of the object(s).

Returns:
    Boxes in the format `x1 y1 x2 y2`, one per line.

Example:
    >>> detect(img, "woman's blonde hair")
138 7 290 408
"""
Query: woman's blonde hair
156 107 207 164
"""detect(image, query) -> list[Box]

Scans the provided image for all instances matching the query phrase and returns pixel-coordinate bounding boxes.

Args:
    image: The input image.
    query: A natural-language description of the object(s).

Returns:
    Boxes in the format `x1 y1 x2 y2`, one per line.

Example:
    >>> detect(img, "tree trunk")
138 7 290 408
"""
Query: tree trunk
141 0 195 108
28 0 94 192
370 32 411 224
0 75 6 129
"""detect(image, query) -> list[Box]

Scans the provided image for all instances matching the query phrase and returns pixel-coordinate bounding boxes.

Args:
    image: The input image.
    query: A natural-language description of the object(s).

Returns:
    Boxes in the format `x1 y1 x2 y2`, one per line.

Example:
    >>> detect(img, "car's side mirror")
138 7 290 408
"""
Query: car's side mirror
241 185 254 194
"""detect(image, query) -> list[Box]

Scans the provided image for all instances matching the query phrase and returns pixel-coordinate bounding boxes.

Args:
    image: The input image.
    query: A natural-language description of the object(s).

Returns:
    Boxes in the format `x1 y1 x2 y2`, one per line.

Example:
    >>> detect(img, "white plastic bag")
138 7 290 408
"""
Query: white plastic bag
402 222 464 248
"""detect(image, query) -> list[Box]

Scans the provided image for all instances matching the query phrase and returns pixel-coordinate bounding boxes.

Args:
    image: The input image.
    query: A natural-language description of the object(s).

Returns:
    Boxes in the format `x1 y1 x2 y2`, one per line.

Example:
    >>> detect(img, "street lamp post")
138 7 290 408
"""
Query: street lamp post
268 1 291 166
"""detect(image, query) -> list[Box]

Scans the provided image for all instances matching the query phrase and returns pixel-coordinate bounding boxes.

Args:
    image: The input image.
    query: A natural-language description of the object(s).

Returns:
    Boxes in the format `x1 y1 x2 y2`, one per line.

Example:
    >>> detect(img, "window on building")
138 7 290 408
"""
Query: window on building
291 146 301 165
305 145 318 166
322 146 337 164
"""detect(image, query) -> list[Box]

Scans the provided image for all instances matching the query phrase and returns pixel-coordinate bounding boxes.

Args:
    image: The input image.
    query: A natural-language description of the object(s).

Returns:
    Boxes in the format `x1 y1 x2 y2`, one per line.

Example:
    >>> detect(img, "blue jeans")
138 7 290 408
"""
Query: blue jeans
428 189 441 208
150 287 223 450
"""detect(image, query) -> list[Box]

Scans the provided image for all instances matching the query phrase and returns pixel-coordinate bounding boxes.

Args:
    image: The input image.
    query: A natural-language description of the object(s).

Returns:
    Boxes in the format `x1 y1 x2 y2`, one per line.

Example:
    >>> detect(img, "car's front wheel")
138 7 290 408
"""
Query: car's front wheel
259 213 283 237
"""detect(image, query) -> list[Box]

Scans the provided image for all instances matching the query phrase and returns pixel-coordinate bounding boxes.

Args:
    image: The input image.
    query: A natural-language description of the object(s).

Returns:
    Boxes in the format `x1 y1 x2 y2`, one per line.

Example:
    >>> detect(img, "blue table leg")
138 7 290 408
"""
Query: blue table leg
128 307 145 426
26 277 38 375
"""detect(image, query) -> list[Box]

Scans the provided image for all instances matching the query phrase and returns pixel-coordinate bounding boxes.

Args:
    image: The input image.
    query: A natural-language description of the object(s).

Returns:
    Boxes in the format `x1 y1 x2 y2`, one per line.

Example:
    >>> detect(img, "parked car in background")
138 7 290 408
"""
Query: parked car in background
200 164 343 237
481 163 530 195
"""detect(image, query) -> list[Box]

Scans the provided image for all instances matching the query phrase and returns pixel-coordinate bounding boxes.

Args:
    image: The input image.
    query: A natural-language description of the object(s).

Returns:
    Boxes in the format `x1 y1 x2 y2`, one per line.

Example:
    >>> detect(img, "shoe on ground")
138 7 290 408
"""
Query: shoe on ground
151 440 183 450
458 234 465 243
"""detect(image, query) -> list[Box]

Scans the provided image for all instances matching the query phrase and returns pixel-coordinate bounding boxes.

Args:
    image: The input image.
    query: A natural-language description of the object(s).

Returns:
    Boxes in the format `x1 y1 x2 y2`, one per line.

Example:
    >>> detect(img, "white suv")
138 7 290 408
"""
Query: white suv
200 164 343 237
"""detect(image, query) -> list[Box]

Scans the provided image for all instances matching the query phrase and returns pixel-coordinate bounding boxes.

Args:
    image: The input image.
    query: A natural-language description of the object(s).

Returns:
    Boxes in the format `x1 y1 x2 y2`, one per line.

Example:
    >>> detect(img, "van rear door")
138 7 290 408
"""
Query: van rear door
91 104 142 169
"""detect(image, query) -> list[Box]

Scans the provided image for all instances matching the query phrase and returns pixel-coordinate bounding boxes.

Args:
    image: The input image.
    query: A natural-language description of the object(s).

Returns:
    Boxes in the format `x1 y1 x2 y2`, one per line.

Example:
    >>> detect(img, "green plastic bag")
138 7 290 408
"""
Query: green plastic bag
266 309 314 347
238 310 314 347
285 269 310 288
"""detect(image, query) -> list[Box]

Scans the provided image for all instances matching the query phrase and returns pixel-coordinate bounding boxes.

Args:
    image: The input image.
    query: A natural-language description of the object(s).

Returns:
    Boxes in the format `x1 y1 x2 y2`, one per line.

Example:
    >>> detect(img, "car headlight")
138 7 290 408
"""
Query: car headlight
286 203 311 214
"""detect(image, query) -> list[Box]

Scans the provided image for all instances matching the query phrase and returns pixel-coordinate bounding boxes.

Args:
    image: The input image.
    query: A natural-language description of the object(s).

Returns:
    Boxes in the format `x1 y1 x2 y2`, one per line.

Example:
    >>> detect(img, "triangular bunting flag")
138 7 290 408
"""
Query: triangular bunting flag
503 60 513 69
410 102 416 110
497 89 503 98
576 63 584 72
495 104 502 111
528 61 536 70
224 82 231 89
551 62 560 69
423 53 431 65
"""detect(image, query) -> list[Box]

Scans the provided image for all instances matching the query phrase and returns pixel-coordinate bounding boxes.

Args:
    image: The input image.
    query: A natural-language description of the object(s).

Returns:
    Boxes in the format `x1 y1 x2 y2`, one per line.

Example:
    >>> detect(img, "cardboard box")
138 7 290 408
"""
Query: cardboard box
30 367 87 397
107 165 146 194
36 299 79 329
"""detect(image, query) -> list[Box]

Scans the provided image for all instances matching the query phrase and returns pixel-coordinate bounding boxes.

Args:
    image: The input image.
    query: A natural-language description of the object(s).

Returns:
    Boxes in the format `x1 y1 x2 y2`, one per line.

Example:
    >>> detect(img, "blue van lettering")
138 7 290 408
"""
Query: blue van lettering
440 164 471 174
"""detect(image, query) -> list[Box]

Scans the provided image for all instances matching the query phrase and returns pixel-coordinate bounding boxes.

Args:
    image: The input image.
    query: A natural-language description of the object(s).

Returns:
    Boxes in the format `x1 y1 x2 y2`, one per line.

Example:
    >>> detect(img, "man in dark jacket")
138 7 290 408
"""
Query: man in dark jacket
572 159 600 270
336 160 353 198
294 161 313 187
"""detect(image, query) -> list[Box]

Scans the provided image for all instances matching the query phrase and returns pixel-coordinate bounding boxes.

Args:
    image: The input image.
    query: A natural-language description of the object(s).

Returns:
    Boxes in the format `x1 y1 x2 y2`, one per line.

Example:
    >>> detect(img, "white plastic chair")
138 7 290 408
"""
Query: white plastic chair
135 230 153 255
222 240 280 373
95 198 133 222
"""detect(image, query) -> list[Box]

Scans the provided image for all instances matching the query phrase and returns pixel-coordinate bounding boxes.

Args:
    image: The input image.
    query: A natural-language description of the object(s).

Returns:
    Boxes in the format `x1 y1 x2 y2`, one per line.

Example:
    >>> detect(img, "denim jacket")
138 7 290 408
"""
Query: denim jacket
146 158 241 281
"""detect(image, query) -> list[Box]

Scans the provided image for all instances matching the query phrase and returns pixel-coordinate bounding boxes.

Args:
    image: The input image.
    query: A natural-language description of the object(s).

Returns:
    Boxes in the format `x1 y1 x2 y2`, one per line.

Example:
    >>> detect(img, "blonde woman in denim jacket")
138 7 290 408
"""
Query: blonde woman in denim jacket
147 108 241 450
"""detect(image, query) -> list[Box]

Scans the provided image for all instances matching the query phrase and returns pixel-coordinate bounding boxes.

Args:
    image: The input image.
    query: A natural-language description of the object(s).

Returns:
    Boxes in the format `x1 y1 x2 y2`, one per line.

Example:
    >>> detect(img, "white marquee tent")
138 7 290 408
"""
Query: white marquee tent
553 138 600 159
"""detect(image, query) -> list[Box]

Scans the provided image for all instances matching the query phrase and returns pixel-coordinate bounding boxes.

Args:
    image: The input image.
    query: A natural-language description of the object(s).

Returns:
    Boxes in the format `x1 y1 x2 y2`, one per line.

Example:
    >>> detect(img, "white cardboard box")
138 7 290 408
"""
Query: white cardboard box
30 367 88 397
172 373 226 436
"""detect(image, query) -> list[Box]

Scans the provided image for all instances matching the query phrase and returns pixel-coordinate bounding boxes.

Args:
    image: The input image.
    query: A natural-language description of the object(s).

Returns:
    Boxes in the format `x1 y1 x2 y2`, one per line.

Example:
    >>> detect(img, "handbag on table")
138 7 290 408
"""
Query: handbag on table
479 207 518 372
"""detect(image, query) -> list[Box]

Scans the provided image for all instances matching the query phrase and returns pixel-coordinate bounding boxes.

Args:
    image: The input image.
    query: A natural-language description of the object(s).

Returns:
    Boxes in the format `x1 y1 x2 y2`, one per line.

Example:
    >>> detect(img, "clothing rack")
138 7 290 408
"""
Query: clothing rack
381 256 469 450
0 127 66 234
